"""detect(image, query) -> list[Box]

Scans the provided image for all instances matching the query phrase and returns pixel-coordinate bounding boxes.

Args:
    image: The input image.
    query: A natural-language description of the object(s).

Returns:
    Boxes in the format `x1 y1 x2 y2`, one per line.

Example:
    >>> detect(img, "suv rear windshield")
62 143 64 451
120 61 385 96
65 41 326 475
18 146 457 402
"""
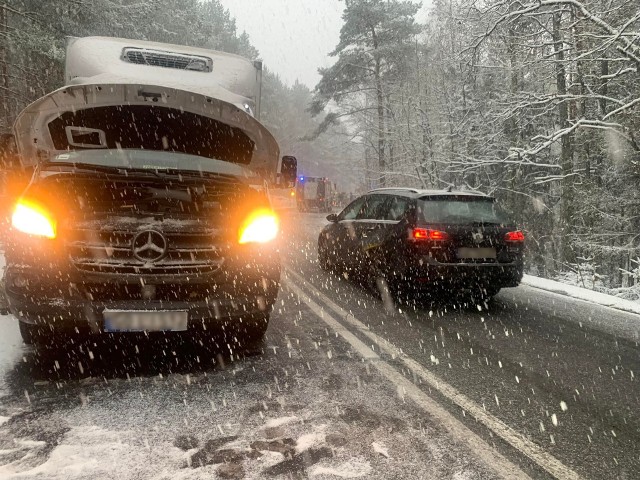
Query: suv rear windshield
417 196 509 225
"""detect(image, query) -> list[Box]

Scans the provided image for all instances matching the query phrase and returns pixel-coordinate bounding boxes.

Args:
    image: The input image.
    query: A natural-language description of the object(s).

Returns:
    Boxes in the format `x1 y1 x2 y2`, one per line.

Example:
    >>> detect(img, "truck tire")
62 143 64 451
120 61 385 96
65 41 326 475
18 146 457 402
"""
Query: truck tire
248 314 269 342
235 313 269 344
19 321 38 345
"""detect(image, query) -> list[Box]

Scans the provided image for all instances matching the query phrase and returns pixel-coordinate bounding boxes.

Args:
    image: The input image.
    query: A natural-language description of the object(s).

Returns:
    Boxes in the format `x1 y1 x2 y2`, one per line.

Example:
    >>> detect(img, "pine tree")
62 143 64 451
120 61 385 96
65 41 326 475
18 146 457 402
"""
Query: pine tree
311 0 420 186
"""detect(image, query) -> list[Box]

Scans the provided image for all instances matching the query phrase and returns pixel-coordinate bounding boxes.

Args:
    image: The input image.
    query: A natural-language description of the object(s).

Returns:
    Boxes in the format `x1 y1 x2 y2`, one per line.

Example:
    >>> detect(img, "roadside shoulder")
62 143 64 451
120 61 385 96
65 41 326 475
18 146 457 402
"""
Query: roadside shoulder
522 274 640 316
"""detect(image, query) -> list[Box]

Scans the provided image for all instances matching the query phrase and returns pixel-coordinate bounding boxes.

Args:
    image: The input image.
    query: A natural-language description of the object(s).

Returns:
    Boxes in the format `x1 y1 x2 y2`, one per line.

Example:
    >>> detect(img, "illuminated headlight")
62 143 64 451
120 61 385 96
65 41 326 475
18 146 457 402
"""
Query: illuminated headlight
238 209 279 244
11 199 57 239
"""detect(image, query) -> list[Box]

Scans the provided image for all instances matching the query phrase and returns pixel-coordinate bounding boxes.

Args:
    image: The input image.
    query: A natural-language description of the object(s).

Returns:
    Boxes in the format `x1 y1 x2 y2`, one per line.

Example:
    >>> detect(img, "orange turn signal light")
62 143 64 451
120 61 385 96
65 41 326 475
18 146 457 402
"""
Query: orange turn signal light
238 208 279 244
11 199 57 239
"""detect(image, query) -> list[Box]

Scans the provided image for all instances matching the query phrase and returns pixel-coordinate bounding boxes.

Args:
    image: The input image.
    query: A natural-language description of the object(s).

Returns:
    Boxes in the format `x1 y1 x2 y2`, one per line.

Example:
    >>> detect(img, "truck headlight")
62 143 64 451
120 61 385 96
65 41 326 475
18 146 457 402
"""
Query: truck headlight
11 199 57 239
238 208 279 244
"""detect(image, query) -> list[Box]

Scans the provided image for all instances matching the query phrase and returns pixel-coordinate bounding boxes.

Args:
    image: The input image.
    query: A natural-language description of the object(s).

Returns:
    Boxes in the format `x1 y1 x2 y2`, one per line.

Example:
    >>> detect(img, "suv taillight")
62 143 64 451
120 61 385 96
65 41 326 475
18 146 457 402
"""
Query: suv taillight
412 228 449 241
504 231 525 243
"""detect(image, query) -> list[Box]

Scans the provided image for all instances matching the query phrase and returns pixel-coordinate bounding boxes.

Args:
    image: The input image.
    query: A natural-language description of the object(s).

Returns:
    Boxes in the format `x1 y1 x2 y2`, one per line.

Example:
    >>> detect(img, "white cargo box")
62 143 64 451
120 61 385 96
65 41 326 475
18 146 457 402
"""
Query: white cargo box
64 36 262 118
13 37 281 176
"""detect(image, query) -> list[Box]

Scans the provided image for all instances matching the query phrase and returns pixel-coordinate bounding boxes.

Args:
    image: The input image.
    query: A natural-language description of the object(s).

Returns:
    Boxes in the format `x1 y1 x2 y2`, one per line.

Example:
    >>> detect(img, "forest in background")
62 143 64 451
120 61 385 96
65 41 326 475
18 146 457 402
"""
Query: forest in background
1 0 639 298
312 0 640 299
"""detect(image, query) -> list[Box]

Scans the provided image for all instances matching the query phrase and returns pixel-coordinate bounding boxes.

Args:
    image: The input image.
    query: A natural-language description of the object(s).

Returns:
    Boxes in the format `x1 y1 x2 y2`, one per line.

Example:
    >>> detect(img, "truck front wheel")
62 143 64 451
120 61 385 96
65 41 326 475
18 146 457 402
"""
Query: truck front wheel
233 313 270 345
19 321 40 345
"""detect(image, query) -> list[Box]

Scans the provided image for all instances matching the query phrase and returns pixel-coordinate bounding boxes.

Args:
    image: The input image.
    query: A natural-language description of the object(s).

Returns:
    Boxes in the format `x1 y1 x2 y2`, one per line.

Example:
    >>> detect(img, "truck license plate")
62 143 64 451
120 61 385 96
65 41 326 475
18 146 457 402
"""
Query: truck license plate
457 247 496 259
103 310 188 332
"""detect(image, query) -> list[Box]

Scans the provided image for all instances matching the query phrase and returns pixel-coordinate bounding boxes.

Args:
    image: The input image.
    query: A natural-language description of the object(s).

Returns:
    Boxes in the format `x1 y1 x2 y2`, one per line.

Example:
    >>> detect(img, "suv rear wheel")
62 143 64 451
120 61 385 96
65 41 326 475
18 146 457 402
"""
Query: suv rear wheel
318 239 333 272
481 286 501 299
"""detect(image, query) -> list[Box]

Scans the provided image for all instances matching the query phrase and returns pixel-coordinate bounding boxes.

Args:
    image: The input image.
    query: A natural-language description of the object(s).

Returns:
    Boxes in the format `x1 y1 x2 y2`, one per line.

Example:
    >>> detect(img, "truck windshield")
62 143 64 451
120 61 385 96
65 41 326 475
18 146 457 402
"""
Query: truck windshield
49 149 255 178
418 197 509 225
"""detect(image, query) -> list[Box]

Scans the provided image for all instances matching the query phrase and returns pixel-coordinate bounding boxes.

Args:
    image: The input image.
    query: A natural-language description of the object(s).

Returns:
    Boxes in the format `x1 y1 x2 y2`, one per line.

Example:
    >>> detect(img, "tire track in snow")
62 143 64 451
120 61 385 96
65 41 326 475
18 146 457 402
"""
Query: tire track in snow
284 268 584 480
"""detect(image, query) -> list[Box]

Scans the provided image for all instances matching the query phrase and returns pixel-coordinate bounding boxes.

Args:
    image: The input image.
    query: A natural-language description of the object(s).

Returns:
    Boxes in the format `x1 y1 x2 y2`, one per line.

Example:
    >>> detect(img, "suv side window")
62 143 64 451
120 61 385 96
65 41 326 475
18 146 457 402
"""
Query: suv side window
339 196 366 220
383 196 410 221
356 195 387 220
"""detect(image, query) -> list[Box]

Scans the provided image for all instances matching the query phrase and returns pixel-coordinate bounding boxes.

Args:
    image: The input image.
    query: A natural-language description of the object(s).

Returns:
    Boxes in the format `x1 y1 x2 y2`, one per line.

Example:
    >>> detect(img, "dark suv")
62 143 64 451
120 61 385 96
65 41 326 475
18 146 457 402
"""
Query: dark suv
318 188 524 300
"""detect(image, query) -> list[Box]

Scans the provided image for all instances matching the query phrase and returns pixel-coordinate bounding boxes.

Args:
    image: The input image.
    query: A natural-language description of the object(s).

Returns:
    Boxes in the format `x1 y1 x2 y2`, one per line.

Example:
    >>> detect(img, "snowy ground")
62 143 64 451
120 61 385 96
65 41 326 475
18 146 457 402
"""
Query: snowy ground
522 274 640 316
0 295 494 480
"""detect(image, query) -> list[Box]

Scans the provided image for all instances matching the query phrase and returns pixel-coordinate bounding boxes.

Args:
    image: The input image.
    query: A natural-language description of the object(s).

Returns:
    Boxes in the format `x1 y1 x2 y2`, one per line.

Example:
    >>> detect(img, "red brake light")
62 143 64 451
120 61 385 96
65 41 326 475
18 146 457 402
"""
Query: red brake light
412 228 449 241
413 228 429 240
429 230 448 241
505 231 525 242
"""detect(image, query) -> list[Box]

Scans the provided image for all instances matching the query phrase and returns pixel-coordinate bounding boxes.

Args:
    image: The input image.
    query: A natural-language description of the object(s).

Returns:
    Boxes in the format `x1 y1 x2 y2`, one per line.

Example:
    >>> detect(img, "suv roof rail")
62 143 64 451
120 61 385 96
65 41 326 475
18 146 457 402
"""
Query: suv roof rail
440 186 488 196
368 187 421 194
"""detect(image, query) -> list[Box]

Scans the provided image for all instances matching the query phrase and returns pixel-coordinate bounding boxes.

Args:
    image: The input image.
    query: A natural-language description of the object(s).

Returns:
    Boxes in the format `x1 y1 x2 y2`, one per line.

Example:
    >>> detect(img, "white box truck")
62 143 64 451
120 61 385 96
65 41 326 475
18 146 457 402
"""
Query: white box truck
1 36 297 347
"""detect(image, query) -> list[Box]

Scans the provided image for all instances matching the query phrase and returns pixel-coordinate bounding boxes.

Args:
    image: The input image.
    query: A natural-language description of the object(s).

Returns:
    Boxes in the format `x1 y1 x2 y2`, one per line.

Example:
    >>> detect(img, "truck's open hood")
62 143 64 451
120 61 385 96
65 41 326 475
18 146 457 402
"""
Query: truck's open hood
13 84 279 177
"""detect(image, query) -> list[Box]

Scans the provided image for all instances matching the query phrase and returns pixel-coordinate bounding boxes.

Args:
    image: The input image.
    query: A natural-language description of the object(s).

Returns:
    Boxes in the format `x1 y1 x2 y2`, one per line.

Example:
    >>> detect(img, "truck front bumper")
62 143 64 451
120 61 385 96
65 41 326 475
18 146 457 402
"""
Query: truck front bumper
4 252 280 334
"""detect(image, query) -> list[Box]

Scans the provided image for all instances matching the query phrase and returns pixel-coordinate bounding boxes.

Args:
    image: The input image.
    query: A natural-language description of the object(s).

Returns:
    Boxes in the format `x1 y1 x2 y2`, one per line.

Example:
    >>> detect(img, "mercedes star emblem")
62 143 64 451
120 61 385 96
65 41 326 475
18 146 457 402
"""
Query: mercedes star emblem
132 230 168 262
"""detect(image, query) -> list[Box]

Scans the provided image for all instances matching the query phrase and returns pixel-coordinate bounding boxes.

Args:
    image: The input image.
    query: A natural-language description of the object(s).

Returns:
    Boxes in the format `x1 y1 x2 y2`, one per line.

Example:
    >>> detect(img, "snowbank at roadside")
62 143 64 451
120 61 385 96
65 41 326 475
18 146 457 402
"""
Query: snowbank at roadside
522 274 640 316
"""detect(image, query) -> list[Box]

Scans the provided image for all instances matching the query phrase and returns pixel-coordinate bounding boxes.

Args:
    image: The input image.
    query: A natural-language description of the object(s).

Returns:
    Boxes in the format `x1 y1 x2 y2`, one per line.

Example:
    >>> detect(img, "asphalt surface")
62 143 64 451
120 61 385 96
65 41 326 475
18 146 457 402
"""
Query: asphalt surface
0 212 638 479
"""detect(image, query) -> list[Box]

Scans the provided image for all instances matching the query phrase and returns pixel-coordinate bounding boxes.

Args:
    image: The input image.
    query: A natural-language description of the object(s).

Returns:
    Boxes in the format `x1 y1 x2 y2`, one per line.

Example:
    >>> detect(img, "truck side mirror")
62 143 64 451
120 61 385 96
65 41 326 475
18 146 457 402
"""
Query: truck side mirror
280 156 297 188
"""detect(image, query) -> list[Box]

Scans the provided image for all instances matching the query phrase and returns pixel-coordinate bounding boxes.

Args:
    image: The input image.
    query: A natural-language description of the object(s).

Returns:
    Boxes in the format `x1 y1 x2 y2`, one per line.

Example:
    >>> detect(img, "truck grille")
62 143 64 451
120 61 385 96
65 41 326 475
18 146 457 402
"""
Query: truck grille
67 228 224 275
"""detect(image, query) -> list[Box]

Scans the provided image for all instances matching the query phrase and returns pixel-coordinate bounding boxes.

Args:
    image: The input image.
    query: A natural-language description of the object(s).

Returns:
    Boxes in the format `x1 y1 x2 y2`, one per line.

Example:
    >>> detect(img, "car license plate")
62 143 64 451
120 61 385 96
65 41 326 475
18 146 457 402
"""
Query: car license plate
103 310 188 332
457 247 496 259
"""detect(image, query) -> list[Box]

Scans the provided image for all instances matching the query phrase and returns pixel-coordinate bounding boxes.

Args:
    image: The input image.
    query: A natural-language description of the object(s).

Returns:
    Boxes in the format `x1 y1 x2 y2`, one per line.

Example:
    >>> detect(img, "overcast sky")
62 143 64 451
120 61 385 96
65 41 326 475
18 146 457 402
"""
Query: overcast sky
218 0 429 89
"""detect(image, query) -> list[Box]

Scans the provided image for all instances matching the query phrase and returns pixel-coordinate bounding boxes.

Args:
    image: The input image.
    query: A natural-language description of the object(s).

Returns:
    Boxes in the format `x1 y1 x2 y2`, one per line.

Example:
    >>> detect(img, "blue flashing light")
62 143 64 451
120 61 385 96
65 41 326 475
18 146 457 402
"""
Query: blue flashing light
299 176 305 182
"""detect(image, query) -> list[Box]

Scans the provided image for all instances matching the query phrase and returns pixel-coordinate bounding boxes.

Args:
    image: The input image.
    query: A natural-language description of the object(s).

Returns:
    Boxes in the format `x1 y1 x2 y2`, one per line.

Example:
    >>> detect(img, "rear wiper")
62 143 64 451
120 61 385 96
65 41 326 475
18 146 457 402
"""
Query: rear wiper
471 220 503 226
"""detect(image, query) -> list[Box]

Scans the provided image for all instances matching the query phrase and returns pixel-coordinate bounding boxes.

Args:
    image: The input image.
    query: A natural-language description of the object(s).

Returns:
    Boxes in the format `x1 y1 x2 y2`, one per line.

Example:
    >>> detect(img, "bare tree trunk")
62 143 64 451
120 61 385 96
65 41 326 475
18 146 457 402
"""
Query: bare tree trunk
369 24 387 187
375 58 385 187
0 4 9 132
414 38 432 188
571 7 586 119
553 11 575 264
598 60 608 115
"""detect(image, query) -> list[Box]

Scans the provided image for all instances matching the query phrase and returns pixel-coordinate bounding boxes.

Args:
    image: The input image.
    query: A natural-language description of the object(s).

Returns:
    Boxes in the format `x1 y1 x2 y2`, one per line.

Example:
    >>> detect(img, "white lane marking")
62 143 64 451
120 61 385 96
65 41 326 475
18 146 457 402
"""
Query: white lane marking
284 268 584 480
282 278 531 480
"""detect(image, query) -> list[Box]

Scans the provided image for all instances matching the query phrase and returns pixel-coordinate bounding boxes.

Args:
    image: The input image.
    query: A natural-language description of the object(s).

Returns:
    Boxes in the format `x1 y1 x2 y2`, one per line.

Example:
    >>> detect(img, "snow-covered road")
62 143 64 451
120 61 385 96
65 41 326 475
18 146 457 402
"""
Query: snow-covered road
0 296 491 479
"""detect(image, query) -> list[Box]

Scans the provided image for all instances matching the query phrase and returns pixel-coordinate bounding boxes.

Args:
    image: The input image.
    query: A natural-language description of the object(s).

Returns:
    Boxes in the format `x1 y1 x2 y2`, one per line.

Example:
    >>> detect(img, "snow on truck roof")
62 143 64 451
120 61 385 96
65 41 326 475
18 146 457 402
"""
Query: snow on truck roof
64 36 261 115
